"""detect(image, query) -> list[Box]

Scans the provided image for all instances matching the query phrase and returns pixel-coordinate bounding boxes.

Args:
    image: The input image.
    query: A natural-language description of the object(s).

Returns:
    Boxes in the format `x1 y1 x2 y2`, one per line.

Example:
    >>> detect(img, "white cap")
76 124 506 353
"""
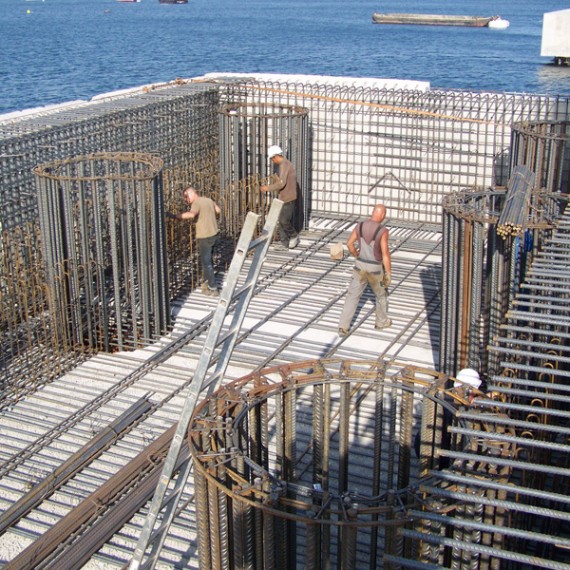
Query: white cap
267 145 283 158
453 368 482 389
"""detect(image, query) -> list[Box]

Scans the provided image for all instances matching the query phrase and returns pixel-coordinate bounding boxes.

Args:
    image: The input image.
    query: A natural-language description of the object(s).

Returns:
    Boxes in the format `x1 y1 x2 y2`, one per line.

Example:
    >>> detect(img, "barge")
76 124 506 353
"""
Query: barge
372 13 498 27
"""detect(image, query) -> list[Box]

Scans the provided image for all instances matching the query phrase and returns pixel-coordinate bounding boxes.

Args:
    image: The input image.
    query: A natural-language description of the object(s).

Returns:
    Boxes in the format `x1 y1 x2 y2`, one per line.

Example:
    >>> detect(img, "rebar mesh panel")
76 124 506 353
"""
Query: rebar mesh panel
0 83 221 400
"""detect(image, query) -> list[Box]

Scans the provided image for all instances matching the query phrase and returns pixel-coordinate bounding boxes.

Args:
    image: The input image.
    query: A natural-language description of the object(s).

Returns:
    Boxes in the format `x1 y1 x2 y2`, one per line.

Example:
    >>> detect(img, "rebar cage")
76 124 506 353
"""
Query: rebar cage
440 117 570 379
188 358 522 569
34 152 170 353
0 76 569 569
219 102 310 233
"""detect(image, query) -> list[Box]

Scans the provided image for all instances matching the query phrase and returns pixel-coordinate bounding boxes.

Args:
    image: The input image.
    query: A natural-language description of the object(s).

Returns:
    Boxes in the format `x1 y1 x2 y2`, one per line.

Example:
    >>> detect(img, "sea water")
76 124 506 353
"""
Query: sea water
0 0 569 115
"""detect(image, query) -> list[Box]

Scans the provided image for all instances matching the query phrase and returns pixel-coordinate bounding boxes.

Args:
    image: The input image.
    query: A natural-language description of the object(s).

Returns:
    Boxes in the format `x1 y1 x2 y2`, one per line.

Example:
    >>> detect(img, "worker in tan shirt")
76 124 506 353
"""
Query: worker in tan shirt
169 187 221 296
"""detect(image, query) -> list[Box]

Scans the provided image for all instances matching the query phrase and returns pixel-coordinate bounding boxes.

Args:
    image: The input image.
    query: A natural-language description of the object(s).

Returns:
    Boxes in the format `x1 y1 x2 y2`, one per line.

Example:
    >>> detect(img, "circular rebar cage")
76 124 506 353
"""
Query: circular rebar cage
441 186 504 224
440 183 568 377
219 102 310 231
34 152 170 352
189 359 456 569
510 120 570 194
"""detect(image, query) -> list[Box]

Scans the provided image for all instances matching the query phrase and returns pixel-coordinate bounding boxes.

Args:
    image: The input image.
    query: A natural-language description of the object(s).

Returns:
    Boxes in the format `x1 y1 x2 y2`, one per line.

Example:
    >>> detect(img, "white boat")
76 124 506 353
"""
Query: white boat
488 17 510 29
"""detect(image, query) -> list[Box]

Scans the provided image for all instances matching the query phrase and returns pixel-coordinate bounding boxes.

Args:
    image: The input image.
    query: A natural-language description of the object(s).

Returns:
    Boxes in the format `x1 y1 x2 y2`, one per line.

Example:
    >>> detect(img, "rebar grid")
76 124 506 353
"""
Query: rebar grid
1 84 223 401
420 203 570 569
0 84 219 230
1 79 569 403
390 372 569 570
0 205 568 569
189 359 445 569
213 77 570 224
0 79 568 569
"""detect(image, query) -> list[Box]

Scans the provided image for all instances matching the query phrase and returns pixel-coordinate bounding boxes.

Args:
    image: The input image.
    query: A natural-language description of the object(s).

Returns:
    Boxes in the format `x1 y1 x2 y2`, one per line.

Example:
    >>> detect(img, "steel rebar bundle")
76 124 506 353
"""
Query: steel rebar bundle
496 165 537 238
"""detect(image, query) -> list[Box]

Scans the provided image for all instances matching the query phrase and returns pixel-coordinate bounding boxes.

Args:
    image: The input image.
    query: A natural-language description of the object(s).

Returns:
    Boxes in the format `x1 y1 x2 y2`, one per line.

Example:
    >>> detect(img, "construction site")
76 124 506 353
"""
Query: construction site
0 73 569 569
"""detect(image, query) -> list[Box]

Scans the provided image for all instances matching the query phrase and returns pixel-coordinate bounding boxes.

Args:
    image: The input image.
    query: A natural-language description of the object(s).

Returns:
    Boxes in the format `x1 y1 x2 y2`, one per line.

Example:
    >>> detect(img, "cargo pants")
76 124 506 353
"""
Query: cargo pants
338 268 389 330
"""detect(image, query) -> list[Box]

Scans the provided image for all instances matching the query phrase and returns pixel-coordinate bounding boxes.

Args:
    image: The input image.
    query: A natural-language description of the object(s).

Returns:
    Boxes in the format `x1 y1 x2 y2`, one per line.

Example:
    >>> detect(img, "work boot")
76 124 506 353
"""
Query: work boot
206 287 220 297
338 327 349 337
375 319 392 330
289 236 299 249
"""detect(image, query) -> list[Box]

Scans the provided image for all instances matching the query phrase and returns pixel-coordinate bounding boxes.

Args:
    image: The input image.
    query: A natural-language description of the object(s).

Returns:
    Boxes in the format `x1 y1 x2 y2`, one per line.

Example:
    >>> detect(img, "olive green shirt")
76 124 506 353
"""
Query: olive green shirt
191 196 219 239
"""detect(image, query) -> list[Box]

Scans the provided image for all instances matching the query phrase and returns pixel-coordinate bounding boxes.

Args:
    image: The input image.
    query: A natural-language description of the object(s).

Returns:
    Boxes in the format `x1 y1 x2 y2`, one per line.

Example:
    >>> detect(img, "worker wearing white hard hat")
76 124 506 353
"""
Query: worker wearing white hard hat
267 145 283 159
261 145 299 251
453 368 482 390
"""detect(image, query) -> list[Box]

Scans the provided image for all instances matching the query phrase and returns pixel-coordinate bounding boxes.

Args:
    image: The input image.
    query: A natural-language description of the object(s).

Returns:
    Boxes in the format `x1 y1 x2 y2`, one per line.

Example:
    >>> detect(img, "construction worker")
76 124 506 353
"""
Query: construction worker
415 368 483 464
338 204 392 337
260 145 299 251
453 368 483 403
168 187 221 297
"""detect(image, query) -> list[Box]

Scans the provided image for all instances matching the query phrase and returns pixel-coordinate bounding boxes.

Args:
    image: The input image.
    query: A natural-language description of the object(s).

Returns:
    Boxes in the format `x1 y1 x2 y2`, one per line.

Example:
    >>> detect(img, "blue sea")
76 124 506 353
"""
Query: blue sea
1 0 569 115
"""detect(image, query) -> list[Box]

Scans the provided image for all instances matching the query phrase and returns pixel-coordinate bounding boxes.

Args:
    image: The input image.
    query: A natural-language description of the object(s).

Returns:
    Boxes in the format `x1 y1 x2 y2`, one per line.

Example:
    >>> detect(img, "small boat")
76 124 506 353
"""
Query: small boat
372 13 497 27
159 0 188 3
488 17 510 29
116 0 141 3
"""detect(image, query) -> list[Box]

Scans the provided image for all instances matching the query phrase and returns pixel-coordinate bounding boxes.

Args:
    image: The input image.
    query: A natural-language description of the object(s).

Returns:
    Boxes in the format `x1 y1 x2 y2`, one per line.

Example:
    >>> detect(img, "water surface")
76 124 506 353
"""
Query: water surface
1 0 569 114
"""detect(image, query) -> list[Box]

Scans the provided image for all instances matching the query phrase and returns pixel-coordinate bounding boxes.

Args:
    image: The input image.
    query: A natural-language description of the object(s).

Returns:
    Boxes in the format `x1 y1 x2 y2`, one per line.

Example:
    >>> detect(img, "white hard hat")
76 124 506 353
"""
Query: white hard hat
453 368 482 389
267 145 283 158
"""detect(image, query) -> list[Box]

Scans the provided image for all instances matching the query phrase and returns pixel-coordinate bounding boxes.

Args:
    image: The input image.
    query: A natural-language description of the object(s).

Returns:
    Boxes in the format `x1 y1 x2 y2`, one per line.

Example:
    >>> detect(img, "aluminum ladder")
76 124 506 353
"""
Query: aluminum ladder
129 199 283 569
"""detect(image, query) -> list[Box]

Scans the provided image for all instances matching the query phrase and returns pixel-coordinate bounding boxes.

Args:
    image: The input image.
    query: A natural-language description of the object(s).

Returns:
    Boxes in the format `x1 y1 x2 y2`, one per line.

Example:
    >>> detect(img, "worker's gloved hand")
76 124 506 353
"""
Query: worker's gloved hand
382 273 391 288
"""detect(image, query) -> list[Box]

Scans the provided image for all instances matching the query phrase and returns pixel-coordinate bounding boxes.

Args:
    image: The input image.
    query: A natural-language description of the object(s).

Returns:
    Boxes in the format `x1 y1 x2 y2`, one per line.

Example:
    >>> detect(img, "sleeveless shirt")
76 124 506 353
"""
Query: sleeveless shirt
355 220 386 273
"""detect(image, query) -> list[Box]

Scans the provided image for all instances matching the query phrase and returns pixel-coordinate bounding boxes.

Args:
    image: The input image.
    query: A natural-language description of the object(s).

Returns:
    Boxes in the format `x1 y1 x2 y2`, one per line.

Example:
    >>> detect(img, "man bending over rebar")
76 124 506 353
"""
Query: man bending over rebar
168 187 221 297
338 204 392 337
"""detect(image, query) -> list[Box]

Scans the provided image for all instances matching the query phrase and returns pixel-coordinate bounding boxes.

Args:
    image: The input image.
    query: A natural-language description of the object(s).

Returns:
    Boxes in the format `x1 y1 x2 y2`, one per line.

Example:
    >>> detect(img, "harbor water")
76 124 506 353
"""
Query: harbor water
1 0 570 115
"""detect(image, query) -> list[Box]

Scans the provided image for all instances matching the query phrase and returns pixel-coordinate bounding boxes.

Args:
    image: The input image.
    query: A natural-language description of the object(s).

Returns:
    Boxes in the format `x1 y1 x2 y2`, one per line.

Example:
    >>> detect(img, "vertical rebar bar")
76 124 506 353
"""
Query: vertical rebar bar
369 371 385 569
283 381 297 566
